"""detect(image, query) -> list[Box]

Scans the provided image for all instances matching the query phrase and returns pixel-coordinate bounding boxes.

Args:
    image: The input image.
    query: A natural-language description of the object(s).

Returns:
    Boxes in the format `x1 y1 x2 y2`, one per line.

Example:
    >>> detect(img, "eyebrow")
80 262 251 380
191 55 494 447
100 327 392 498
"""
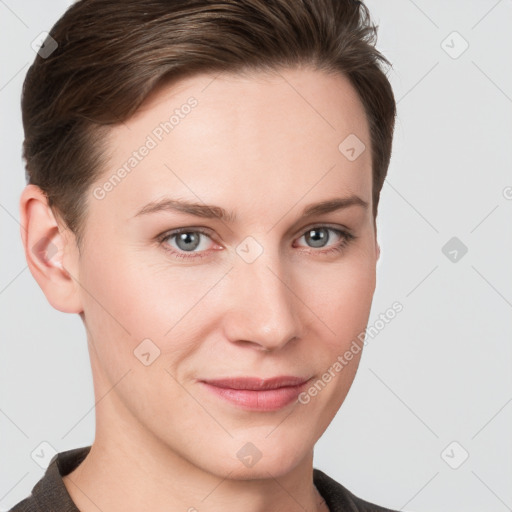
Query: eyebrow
133 194 368 222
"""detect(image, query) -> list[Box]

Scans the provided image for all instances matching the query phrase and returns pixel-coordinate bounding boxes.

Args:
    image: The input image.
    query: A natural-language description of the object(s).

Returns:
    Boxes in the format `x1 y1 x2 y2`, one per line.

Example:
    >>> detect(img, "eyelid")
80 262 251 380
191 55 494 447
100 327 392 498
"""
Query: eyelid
157 226 217 246
295 222 352 237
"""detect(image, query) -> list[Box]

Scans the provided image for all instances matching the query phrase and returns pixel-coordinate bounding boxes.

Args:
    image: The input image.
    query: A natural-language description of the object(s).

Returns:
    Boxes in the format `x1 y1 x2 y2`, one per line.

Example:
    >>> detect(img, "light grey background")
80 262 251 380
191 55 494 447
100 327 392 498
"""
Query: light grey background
1 1 511 511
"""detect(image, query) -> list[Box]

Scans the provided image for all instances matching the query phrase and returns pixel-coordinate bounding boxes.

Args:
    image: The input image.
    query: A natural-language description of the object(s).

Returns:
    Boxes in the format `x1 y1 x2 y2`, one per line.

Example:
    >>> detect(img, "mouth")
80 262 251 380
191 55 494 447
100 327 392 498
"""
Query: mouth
198 375 312 411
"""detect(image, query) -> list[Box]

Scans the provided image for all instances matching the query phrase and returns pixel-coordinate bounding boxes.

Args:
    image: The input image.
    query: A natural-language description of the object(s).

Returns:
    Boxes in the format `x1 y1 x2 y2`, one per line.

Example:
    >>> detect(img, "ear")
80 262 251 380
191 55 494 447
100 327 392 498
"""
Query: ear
376 240 381 261
19 184 83 314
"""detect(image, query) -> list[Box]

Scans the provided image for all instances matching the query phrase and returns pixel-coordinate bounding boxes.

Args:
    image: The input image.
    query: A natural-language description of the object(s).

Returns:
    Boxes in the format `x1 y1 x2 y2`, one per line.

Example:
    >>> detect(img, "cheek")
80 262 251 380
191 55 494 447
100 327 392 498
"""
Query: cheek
78 246 167 369
333 263 375 334
79 245 222 371
300 248 376 344
296 257 374 428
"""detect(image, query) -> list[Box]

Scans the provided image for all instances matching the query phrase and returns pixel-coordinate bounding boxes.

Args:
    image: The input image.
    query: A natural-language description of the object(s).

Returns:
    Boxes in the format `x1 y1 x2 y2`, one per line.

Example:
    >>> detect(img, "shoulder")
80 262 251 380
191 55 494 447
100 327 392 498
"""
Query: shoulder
313 468 404 512
6 446 90 512
7 496 38 512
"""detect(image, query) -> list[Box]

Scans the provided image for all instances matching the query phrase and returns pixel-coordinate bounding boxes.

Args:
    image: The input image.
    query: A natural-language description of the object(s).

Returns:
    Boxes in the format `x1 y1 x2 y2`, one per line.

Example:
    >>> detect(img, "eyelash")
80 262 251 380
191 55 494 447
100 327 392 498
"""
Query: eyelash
157 225 356 261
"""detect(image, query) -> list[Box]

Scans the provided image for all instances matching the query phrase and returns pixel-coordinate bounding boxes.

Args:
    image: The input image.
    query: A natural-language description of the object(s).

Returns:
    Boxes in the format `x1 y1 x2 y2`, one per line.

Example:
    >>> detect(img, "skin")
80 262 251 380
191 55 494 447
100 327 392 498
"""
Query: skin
20 66 380 512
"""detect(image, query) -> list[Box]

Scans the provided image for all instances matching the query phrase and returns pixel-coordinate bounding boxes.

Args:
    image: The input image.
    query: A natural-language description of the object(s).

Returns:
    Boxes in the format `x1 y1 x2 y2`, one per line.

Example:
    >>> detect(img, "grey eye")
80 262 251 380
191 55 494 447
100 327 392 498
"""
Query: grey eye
304 228 331 248
174 232 202 252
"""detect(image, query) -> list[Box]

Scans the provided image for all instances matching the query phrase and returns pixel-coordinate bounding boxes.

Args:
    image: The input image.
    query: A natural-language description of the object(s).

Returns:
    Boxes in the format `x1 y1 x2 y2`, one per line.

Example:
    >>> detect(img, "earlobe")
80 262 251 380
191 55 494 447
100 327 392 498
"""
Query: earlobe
19 184 83 314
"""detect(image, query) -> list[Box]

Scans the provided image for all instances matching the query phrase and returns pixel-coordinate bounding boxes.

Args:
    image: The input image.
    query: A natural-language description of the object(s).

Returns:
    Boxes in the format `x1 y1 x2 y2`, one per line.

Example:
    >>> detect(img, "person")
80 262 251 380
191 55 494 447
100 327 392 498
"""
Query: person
11 0 401 510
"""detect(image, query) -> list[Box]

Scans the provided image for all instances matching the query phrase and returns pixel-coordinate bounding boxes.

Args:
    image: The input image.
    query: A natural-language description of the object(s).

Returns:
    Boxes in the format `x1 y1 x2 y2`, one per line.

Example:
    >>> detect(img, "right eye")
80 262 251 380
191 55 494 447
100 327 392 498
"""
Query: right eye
158 227 219 260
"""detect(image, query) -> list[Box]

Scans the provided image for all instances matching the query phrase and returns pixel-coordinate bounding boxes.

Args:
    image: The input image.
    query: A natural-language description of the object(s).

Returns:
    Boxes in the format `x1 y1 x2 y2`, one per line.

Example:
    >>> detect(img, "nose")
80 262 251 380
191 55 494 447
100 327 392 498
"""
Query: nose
222 246 304 352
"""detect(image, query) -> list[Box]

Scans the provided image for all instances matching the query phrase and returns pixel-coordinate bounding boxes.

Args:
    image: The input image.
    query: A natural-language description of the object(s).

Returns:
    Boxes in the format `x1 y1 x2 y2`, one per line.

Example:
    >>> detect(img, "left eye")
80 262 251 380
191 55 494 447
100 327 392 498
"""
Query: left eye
295 226 345 249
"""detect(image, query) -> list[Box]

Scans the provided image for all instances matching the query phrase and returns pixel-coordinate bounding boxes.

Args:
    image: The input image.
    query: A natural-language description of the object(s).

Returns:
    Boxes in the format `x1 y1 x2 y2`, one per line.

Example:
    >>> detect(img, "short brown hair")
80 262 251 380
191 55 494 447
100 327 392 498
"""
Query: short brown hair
21 0 396 250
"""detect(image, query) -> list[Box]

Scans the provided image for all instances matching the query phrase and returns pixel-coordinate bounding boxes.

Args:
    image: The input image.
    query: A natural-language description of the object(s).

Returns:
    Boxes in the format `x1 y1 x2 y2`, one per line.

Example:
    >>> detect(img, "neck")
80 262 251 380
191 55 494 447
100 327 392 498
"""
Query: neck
63 381 327 512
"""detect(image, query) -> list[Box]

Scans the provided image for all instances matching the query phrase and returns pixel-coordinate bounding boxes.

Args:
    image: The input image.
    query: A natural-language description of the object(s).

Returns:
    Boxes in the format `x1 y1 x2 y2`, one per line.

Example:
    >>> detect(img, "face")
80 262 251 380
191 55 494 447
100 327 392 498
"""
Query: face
74 67 378 478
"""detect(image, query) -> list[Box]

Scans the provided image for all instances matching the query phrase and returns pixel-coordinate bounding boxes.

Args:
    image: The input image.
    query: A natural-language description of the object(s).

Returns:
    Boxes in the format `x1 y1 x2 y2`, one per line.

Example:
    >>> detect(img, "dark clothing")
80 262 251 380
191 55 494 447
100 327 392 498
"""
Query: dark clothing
9 446 402 511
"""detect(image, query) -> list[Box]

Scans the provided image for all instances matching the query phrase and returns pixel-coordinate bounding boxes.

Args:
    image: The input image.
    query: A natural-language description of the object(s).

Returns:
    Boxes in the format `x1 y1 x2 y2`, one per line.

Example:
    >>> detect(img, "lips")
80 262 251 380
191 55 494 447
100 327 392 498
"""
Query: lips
199 375 312 411
201 376 309 390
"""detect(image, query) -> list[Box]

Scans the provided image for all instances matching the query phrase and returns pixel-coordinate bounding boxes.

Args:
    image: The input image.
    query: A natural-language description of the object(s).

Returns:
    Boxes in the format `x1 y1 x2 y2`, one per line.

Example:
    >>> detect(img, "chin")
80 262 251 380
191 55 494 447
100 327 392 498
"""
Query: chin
211 435 313 481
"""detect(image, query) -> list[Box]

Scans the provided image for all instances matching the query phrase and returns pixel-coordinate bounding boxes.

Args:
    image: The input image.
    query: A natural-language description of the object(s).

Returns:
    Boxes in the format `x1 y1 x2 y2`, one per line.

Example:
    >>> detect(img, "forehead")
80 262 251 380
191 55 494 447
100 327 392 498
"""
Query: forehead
91 67 372 224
